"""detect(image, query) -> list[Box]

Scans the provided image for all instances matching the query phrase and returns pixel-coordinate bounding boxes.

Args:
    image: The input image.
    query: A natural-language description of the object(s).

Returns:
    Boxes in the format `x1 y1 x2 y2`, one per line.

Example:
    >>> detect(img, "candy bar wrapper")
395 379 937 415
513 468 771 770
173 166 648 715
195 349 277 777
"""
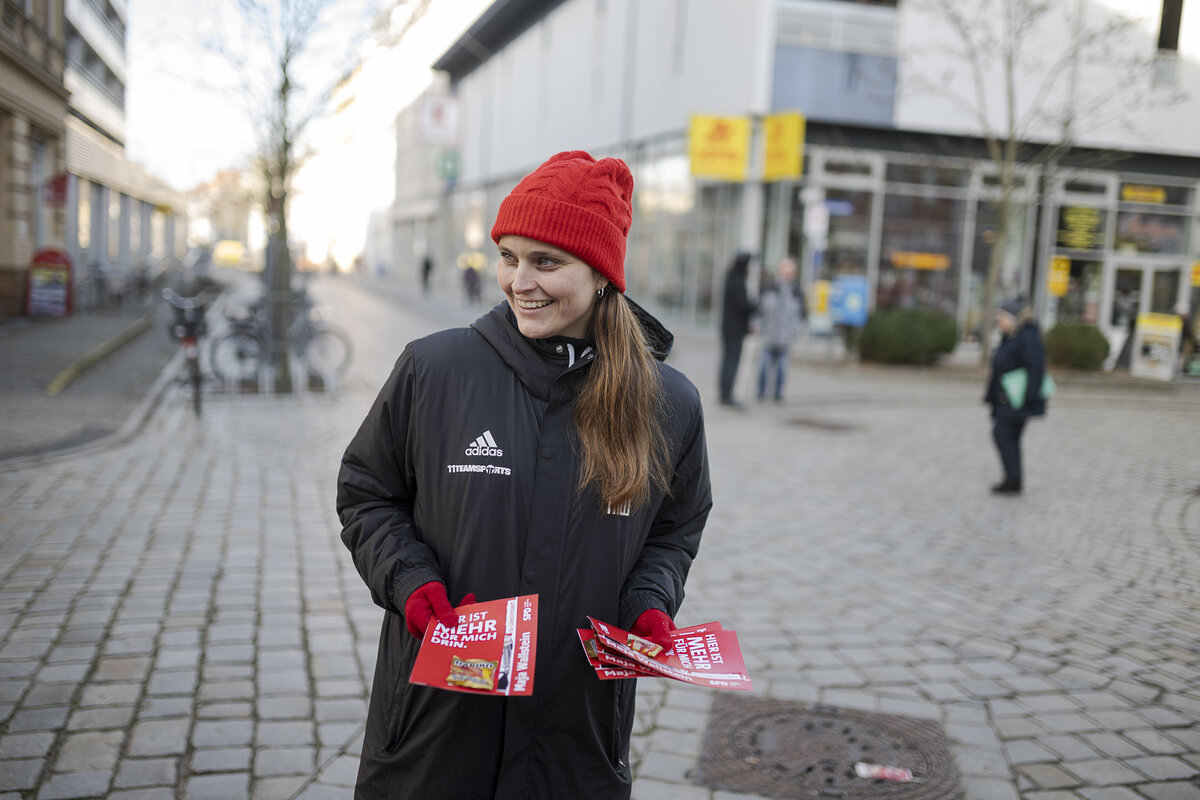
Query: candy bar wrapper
410 595 538 696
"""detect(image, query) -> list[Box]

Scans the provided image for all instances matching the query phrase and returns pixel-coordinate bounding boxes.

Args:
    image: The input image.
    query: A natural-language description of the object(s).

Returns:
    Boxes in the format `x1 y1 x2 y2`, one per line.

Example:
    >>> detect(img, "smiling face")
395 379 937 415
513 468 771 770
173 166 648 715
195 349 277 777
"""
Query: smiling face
497 235 609 339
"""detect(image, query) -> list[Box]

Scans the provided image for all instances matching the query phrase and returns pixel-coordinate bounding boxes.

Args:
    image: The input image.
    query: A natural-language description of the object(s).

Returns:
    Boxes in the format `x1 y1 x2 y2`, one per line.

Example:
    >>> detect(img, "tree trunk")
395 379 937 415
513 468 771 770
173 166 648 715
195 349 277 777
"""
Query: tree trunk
269 209 293 394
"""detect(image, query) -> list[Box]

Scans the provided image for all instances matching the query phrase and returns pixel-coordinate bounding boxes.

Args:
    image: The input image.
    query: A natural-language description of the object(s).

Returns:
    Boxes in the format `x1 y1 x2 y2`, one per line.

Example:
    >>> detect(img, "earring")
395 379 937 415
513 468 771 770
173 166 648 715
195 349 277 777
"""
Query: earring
597 285 607 297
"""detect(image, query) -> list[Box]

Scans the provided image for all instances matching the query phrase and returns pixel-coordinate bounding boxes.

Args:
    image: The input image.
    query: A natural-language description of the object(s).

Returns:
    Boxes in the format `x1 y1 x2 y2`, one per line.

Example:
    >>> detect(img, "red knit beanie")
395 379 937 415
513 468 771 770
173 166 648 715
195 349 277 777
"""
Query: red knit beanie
490 150 633 293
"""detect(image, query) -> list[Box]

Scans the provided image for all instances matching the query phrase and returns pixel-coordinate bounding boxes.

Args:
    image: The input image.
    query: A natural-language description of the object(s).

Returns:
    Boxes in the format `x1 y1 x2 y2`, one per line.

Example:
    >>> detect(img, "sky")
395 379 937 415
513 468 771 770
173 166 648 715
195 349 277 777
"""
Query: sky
125 0 493 265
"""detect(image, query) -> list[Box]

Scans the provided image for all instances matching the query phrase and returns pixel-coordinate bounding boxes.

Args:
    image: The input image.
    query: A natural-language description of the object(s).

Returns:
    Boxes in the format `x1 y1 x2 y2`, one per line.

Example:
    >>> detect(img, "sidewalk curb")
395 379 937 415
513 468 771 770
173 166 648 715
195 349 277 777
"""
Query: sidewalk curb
44 312 155 396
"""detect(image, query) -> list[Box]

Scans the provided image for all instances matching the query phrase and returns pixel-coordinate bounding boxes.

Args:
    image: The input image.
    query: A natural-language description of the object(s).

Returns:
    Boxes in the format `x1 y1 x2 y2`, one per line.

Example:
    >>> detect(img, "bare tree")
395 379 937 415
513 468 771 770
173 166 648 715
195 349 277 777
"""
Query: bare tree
904 0 1184 361
203 0 421 390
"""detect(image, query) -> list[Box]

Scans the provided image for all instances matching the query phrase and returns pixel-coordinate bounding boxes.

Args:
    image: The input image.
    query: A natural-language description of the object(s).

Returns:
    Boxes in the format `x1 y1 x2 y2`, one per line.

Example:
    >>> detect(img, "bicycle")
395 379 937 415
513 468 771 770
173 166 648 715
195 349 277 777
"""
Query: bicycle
208 288 351 388
163 287 209 416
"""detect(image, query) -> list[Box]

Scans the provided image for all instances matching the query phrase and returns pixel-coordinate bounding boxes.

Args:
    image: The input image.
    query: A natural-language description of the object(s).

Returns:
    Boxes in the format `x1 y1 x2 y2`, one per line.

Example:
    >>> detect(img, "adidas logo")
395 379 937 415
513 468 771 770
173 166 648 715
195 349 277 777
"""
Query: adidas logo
465 430 504 457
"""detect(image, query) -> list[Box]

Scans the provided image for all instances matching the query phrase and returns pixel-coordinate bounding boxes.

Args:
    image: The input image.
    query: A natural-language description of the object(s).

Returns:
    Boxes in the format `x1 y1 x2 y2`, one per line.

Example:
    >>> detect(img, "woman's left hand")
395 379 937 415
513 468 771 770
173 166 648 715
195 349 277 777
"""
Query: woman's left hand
631 609 676 649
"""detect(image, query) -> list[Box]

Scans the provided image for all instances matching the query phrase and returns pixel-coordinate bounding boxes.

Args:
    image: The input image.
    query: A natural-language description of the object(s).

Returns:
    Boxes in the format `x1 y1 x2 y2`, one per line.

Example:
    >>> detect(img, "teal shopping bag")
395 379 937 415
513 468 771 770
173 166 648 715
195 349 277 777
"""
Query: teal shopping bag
1000 367 1056 410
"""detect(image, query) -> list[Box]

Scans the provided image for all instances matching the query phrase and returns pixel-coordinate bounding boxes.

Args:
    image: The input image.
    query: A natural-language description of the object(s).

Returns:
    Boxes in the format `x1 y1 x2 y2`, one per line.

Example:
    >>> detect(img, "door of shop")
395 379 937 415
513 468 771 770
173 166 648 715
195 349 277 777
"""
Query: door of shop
1107 261 1184 367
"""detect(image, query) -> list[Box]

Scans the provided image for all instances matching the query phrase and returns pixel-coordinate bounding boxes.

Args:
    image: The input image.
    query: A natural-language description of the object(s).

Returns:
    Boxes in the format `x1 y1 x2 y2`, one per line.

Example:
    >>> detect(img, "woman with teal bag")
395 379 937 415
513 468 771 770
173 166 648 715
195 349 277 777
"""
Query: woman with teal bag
983 295 1048 494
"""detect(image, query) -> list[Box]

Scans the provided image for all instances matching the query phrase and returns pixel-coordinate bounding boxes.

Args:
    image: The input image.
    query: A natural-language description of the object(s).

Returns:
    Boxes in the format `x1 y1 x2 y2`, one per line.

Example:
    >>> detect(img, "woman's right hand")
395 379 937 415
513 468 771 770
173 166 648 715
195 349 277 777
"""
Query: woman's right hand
403 582 471 637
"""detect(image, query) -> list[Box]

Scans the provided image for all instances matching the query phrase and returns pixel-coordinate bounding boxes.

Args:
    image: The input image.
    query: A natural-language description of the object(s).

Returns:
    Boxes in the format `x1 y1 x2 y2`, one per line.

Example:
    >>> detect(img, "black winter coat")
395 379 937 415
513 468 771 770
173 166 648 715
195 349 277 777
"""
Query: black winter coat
984 322 1048 419
337 302 711 799
720 256 757 340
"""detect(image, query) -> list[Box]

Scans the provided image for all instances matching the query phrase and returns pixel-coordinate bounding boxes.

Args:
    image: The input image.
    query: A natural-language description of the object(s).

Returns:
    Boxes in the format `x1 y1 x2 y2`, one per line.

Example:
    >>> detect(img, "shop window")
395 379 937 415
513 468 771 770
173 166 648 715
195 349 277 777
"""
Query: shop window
1114 211 1187 254
1063 179 1106 195
1053 259 1102 325
824 161 872 176
822 188 873 281
1056 205 1106 252
876 193 963 317
885 162 968 187
982 173 1026 189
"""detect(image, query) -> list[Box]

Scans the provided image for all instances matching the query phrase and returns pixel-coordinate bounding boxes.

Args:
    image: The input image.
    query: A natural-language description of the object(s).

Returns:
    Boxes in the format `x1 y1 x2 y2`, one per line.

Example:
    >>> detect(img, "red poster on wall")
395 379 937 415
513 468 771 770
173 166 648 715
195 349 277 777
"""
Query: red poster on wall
26 248 72 317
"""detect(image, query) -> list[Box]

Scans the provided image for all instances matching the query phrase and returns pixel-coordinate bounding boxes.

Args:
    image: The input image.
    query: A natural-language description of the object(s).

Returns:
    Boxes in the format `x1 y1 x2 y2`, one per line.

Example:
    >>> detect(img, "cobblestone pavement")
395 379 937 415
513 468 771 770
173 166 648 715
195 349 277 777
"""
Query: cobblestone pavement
0 275 1197 799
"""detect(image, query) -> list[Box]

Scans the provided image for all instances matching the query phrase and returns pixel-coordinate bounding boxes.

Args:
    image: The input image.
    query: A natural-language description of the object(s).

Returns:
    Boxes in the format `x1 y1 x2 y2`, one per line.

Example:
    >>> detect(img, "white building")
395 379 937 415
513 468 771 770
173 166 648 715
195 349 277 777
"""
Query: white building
63 0 184 306
392 0 1199 361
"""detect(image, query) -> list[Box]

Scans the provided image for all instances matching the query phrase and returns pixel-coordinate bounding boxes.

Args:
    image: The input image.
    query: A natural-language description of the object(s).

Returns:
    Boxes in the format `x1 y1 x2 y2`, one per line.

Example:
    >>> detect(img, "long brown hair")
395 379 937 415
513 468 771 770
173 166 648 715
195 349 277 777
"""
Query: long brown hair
575 291 672 512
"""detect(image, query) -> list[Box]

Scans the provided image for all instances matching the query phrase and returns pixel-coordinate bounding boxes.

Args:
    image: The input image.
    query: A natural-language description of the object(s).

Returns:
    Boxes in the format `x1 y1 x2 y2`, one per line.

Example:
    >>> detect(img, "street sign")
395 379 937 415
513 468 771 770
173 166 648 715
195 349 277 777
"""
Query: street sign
830 274 869 327
763 111 805 181
1049 256 1070 297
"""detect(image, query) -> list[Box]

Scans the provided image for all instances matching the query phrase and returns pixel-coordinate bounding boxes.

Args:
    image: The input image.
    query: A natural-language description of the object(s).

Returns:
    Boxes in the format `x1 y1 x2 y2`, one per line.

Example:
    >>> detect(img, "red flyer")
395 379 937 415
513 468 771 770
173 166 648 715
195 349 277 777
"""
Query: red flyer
410 595 538 696
583 618 753 691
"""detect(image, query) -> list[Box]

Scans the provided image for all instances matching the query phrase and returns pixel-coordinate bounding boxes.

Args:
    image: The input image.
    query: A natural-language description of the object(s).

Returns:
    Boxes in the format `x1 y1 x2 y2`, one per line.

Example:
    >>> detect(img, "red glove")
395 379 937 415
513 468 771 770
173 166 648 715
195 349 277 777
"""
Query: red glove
631 608 676 650
403 582 476 638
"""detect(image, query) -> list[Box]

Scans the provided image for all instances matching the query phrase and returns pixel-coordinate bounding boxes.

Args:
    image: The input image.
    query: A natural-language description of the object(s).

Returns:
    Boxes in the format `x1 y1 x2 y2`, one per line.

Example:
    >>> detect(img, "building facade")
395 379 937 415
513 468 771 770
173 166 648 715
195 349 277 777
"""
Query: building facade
63 0 184 311
0 0 69 317
394 0 1199 364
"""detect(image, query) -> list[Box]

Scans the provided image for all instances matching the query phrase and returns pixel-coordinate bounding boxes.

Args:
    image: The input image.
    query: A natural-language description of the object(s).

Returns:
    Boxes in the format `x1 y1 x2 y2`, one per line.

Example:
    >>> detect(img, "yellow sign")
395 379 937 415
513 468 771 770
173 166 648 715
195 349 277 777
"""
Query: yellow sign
1191 261 1200 287
1137 312 1183 334
1049 256 1070 297
1057 206 1104 250
813 279 830 313
890 251 950 270
763 111 805 181
688 115 750 181
1121 185 1166 204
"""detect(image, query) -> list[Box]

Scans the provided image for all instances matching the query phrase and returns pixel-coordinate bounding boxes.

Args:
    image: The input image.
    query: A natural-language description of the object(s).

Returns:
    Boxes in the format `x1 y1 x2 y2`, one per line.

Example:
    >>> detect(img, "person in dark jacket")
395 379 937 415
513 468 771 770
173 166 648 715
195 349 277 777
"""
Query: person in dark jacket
718 251 757 406
337 150 712 799
983 294 1047 494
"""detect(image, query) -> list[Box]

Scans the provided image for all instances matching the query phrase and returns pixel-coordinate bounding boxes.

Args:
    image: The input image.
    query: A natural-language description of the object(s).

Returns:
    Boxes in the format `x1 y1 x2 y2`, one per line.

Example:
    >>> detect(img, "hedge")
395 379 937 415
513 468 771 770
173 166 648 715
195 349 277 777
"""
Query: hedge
1044 323 1110 370
859 308 958 365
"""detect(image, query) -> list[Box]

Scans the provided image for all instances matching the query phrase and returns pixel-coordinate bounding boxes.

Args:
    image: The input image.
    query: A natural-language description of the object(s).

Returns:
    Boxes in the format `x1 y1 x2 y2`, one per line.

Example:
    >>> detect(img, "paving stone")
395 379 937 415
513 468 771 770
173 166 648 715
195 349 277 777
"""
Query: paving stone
190 747 253 773
1136 782 1200 800
257 721 316 747
113 758 177 788
252 776 309 800
36 770 112 799
66 705 135 730
254 746 315 776
54 730 124 771
107 790 175 800
191 719 254 748
1061 759 1144 785
1078 788 1144 800
1005 739 1058 764
1018 764 1082 790
1083 732 1145 759
1126 756 1198 781
0 731 56 759
0 759 41 791
185 773 250 800
7 706 69 732
126 719 189 757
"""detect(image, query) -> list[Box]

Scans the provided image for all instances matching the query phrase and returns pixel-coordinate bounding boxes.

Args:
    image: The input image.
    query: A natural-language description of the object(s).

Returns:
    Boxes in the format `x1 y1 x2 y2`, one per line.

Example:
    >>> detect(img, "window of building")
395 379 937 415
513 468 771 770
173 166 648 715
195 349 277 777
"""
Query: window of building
822 188 873 281
885 162 968 188
1114 211 1188 254
1056 205 1106 252
876 193 963 317
1053 259 1102 325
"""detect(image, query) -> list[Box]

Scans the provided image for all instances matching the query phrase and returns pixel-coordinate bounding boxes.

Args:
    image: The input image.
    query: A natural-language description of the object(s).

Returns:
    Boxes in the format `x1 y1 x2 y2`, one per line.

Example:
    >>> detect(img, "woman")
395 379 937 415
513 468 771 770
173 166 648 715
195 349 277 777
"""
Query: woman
983 295 1047 494
337 150 712 799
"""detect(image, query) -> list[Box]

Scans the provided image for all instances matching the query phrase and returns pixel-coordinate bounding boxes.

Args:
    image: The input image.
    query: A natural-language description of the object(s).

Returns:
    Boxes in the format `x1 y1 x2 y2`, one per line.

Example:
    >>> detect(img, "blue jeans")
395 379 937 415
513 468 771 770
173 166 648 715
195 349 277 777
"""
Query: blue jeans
757 346 790 400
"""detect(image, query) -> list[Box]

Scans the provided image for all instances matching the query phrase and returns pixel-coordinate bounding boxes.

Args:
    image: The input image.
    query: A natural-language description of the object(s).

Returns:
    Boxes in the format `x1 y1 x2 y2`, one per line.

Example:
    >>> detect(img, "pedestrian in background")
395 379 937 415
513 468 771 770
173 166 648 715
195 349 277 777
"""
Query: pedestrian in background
337 150 712 799
983 294 1047 495
421 253 434 294
462 261 481 304
718 251 757 407
755 256 805 402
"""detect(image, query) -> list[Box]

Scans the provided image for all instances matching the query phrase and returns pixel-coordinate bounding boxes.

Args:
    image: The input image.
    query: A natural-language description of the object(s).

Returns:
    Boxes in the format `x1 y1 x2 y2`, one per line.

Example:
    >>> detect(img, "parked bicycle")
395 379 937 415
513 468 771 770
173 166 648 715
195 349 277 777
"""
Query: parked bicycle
208 287 352 387
163 287 210 416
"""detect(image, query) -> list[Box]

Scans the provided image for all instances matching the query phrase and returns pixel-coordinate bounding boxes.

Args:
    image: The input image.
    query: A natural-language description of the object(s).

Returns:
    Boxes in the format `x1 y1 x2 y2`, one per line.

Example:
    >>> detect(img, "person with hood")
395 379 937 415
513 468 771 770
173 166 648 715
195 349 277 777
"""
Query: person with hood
718 251 757 406
337 150 712 799
983 294 1047 494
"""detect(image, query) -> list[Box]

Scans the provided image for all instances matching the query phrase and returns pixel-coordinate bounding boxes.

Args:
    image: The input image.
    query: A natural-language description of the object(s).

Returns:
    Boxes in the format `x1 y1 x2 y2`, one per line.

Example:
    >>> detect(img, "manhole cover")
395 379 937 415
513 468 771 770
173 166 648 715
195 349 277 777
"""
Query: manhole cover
697 697 965 800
